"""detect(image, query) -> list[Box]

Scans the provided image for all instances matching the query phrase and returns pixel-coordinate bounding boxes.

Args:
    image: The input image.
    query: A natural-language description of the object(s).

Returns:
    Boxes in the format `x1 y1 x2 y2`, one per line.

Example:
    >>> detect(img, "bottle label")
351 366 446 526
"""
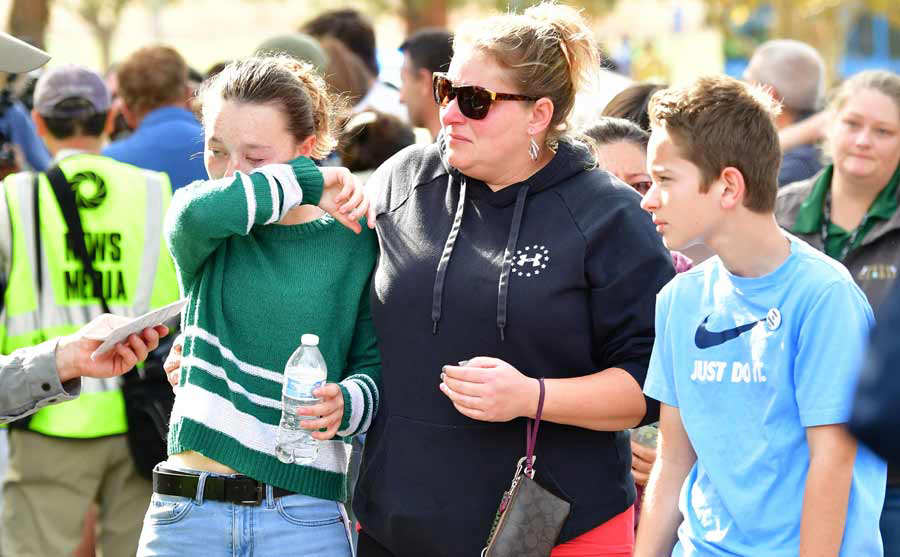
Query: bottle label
284 377 325 399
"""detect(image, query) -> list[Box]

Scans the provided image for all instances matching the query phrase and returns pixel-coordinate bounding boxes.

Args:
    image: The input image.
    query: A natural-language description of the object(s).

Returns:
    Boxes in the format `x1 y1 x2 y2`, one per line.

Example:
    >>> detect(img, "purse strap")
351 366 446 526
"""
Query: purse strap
524 377 545 477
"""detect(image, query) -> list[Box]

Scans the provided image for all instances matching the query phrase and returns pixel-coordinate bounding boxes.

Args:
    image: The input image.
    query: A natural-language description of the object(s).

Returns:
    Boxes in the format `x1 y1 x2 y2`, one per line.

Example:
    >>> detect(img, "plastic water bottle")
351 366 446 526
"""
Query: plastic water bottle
275 334 327 465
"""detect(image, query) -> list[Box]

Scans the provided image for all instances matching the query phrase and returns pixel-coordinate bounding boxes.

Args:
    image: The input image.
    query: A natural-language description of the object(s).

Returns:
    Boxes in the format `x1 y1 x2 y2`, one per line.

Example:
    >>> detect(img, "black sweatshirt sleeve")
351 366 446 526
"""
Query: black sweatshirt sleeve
581 184 675 425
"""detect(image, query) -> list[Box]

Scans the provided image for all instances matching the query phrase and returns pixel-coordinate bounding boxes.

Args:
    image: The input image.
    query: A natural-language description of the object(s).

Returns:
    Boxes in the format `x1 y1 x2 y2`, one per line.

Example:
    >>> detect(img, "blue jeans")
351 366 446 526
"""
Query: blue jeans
136 469 353 557
883 486 900 557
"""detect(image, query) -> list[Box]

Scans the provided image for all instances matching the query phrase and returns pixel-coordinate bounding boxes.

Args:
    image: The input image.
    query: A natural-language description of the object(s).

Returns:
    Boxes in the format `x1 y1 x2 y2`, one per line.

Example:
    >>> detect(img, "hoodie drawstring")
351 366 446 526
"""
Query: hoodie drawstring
432 177 467 334
496 186 529 342
430 179 529 342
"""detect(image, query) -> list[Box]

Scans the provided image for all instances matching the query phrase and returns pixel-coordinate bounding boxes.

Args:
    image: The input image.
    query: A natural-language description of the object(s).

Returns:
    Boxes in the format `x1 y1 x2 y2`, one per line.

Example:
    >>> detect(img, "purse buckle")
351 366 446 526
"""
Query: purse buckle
517 455 536 479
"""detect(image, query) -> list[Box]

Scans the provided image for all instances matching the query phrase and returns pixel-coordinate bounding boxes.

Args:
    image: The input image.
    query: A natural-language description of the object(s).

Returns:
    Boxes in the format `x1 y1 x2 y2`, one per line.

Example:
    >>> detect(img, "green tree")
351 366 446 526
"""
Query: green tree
64 0 131 71
6 0 178 71
704 0 900 82
372 0 619 36
402 0 449 31
500 0 617 14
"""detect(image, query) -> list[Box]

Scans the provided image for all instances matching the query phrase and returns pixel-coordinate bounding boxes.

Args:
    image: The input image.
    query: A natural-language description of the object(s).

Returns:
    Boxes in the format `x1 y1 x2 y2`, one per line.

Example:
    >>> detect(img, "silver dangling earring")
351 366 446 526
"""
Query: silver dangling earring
528 136 540 161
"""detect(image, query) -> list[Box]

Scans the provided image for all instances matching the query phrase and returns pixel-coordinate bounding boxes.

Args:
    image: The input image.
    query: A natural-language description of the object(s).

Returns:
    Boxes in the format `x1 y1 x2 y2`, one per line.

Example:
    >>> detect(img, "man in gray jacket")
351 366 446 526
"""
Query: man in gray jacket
0 314 168 424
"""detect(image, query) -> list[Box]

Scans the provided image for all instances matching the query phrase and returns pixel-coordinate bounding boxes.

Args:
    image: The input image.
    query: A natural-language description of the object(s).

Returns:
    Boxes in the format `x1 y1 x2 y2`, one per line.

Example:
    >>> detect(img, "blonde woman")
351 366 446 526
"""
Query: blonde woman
354 3 674 555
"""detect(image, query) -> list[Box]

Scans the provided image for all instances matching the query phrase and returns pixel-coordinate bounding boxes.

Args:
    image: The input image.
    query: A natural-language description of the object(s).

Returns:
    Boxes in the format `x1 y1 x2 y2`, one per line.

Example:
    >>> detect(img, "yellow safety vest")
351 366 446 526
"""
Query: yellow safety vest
0 153 179 438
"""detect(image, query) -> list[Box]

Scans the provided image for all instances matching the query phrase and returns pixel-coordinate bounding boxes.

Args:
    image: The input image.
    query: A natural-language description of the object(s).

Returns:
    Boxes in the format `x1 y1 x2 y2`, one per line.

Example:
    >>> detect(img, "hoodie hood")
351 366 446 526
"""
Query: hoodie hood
431 133 596 340
436 131 596 207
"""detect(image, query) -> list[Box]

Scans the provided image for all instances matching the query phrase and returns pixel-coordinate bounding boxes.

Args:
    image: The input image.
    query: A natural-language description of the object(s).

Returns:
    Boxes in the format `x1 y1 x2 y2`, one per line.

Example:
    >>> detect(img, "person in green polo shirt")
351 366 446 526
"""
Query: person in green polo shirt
776 70 900 312
775 69 900 557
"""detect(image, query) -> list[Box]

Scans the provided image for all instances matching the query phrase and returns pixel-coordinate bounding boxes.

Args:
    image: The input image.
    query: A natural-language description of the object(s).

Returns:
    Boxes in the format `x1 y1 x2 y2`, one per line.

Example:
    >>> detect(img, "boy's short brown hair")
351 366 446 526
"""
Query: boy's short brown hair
648 75 782 213
116 45 188 116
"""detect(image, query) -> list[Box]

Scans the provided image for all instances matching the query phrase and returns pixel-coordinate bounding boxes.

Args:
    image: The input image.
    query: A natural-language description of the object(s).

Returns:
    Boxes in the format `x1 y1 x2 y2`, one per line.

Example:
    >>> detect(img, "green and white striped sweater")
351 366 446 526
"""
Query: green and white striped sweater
164 157 380 501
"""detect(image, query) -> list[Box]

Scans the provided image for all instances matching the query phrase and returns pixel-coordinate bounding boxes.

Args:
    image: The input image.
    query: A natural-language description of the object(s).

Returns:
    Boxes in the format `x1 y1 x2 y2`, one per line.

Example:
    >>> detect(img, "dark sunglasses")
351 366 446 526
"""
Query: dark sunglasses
432 72 540 120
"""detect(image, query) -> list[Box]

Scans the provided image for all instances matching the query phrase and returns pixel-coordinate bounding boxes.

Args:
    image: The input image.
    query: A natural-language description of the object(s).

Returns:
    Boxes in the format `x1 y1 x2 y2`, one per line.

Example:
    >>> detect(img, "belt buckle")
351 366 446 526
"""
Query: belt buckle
237 481 264 506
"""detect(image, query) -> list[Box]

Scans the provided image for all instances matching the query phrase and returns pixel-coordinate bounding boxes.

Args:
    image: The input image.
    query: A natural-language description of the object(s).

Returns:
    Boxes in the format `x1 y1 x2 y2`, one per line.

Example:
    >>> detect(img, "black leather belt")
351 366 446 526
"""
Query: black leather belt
153 467 297 506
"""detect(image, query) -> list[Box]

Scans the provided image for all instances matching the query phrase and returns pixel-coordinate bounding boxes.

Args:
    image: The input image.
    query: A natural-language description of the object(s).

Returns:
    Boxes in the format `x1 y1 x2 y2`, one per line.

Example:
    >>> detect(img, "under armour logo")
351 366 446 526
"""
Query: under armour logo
517 253 544 268
512 245 551 278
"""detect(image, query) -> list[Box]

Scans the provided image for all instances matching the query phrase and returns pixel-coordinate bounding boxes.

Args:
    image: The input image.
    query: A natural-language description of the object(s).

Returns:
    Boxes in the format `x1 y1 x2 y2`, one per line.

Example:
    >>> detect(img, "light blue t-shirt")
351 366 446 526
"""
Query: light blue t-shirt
644 235 886 556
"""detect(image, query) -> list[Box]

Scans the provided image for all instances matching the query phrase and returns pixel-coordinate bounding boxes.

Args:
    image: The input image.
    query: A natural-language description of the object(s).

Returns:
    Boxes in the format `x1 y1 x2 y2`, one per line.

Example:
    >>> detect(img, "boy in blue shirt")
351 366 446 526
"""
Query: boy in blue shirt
634 75 886 556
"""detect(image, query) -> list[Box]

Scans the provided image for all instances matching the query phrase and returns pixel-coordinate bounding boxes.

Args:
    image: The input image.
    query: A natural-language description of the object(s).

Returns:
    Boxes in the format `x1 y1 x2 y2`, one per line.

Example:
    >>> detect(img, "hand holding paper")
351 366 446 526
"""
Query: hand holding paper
84 299 187 360
56 313 174 383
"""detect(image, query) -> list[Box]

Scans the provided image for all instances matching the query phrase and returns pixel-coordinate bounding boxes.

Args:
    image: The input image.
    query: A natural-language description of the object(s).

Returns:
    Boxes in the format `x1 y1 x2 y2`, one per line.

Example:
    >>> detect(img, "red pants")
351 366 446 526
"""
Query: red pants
550 505 635 557
357 504 635 557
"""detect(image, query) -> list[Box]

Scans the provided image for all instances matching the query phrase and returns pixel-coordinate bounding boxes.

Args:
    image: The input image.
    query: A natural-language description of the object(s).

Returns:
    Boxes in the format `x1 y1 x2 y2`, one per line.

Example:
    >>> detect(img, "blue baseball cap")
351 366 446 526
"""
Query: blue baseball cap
34 64 111 117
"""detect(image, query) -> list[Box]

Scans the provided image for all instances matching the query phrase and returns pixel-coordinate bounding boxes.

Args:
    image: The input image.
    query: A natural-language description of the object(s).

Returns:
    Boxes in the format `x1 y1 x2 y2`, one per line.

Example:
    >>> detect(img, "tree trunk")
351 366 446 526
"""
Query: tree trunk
403 0 447 34
74 0 131 73
6 0 51 49
815 6 844 84
772 0 796 39
704 1 737 53
94 25 114 72
798 2 857 85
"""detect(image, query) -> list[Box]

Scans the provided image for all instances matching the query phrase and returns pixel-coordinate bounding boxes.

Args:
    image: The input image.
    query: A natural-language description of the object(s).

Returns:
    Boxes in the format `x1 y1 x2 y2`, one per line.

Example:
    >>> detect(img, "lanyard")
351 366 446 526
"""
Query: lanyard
820 191 868 262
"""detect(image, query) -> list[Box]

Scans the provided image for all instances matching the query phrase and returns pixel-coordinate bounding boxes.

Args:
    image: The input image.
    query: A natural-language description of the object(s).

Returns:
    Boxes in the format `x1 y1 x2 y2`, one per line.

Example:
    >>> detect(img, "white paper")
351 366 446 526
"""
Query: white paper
89 299 187 360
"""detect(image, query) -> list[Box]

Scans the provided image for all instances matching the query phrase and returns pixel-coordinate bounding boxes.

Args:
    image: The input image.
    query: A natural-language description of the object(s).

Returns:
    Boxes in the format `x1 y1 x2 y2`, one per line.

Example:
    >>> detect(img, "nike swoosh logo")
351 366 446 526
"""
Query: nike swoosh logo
694 315 763 349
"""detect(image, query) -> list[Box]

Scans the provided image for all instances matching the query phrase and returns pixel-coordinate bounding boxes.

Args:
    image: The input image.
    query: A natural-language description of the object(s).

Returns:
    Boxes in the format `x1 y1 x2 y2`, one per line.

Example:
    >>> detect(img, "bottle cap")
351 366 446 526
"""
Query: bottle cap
301 333 319 346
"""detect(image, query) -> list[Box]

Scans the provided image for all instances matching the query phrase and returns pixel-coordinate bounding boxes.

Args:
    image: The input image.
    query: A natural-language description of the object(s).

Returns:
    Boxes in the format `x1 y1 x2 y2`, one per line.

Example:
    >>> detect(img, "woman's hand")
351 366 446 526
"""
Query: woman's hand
318 167 369 234
439 357 539 422
631 440 657 486
298 383 345 440
164 336 184 388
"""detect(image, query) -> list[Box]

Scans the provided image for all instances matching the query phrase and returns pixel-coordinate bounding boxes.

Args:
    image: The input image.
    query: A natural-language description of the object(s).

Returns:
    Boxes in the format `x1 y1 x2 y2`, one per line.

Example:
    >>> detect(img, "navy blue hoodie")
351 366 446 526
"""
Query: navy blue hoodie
355 137 675 556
